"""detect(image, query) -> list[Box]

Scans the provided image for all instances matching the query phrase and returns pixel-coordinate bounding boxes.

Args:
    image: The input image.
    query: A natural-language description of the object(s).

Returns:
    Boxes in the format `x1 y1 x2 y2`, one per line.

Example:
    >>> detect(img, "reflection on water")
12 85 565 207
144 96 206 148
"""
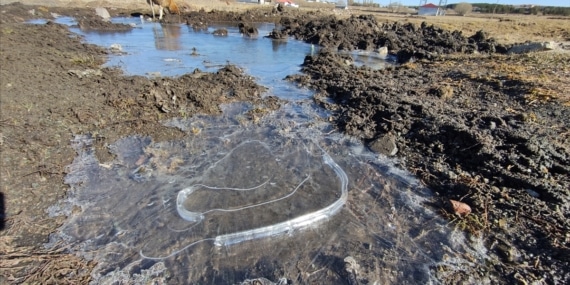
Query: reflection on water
80 18 317 100
48 103 487 284
153 24 182 51
30 16 393 99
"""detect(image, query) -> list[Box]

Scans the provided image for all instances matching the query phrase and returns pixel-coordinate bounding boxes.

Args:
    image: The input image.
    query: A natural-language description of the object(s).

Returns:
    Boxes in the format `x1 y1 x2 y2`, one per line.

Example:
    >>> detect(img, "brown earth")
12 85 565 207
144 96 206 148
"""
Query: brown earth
0 1 569 284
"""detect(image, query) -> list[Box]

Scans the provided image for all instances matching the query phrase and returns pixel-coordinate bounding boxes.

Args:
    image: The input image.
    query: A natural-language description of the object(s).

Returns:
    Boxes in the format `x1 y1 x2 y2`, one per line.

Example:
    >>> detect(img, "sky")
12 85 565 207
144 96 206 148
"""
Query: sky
379 0 570 7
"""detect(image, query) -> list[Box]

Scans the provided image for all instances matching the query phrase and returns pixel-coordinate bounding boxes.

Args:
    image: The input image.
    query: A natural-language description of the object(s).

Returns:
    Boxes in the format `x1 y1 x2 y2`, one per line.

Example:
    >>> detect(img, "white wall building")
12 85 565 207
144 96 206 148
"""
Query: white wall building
418 3 444 16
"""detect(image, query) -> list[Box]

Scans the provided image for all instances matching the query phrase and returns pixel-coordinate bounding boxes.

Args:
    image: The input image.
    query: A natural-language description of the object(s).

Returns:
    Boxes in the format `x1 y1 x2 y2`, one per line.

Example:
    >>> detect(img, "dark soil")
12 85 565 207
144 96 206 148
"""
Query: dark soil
1 2 569 284
271 14 509 63
0 3 278 283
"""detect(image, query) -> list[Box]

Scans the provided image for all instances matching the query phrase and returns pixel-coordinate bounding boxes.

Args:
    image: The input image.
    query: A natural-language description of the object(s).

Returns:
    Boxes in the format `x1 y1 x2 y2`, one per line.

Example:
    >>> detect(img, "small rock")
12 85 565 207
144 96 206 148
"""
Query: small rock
238 23 258 38
95 7 111 21
110 43 122 52
377 46 388 58
368 134 398 156
449 199 471 217
213 28 228 36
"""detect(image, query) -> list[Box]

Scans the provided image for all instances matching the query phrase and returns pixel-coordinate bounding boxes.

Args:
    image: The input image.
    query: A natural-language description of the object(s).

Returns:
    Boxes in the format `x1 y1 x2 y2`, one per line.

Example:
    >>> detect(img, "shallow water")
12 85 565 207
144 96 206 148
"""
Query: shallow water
49 103 484 284
43 16 486 284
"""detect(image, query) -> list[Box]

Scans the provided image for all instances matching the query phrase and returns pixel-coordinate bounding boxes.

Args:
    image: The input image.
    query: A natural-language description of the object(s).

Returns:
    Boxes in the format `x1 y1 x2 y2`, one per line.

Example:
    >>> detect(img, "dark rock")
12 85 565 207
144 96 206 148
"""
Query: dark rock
238 22 259 38
212 28 228 36
368 134 398 156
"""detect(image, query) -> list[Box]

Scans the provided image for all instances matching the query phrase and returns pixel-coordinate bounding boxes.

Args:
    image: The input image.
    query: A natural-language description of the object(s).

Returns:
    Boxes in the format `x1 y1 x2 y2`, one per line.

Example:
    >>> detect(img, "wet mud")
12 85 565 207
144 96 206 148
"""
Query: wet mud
1 2 569 284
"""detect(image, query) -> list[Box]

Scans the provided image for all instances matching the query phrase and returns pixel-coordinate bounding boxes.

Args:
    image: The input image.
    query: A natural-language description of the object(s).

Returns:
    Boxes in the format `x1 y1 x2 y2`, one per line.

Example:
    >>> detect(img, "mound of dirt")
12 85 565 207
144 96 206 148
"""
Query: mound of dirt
273 14 509 63
288 48 570 283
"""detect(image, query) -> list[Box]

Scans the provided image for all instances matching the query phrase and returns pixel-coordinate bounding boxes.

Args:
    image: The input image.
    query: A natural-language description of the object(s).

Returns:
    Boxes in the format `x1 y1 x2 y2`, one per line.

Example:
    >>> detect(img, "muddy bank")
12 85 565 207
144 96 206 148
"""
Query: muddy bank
271 11 569 284
270 14 508 63
1 2 569 284
0 3 276 283
288 47 570 284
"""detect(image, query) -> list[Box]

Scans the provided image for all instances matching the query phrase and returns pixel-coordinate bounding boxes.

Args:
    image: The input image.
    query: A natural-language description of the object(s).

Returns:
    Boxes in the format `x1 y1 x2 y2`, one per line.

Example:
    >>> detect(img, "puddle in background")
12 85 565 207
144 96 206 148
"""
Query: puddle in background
31 16 394 100
35 16 488 284
72 16 317 100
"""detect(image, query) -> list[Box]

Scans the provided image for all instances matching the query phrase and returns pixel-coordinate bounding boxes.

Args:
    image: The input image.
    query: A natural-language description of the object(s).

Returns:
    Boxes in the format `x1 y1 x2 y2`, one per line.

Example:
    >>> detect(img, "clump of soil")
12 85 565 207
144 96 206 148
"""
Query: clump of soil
76 16 133 32
274 14 509 63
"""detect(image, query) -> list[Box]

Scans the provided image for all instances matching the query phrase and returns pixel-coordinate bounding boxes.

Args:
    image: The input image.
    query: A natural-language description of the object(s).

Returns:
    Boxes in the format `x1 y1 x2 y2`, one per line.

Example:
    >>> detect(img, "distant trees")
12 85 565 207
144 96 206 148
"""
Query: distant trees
388 1 404 13
454 2 473 16
455 3 570 16
542 6 570 16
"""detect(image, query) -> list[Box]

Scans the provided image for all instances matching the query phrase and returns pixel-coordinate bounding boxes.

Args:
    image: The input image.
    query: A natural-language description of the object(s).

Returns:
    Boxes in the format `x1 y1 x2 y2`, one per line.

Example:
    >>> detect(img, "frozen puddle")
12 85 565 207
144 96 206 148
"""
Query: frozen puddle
47 103 485 284
41 16 486 284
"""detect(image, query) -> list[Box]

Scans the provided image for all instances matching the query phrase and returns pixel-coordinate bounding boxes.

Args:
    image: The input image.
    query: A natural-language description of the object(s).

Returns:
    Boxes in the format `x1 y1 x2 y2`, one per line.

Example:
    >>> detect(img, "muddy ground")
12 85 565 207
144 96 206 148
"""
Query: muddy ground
0 1 569 284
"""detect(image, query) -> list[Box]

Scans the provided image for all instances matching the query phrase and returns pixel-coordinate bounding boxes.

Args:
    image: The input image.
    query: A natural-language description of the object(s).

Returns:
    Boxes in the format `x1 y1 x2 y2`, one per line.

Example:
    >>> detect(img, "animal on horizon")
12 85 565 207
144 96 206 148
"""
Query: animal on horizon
147 0 180 20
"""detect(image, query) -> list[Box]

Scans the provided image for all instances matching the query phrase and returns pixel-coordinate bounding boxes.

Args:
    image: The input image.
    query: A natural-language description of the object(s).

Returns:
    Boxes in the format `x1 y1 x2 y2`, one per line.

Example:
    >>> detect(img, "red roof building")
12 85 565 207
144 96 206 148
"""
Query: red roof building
419 3 444 16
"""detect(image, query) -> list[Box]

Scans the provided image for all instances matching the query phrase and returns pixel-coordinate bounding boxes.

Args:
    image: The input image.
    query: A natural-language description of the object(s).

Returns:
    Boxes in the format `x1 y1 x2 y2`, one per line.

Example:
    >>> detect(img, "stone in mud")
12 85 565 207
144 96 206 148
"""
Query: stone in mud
95 7 110 21
377 46 388 58
213 28 228 36
368 134 398 156
266 28 288 40
77 17 133 32
238 23 259 38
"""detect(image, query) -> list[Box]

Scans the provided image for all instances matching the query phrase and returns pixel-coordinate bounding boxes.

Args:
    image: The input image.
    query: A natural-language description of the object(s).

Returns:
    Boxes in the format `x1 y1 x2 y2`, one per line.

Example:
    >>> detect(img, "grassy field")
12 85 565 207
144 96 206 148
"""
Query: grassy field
341 5 570 44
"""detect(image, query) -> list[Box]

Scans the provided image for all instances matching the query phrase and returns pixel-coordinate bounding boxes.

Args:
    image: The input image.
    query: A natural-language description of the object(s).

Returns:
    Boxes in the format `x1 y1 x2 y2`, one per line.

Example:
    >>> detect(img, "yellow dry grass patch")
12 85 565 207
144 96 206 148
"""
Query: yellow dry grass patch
346 8 570 44
429 50 570 107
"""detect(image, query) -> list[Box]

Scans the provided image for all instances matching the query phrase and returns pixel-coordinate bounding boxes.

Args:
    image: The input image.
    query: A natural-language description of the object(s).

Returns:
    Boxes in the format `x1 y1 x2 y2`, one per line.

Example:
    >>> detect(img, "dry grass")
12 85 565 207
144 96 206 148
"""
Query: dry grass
345 7 570 44
431 52 570 106
70 54 100 67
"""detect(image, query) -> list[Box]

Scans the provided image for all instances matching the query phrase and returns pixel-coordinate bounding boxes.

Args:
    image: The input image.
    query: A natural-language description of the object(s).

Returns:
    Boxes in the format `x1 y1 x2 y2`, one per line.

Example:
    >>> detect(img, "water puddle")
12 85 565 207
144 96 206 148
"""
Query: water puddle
38 16 486 284
48 103 485 284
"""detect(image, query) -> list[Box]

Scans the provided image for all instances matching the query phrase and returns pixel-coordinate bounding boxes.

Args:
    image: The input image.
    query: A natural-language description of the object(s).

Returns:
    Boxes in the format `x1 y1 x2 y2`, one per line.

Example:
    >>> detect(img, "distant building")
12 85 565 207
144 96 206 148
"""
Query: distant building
336 0 348 9
418 3 444 16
